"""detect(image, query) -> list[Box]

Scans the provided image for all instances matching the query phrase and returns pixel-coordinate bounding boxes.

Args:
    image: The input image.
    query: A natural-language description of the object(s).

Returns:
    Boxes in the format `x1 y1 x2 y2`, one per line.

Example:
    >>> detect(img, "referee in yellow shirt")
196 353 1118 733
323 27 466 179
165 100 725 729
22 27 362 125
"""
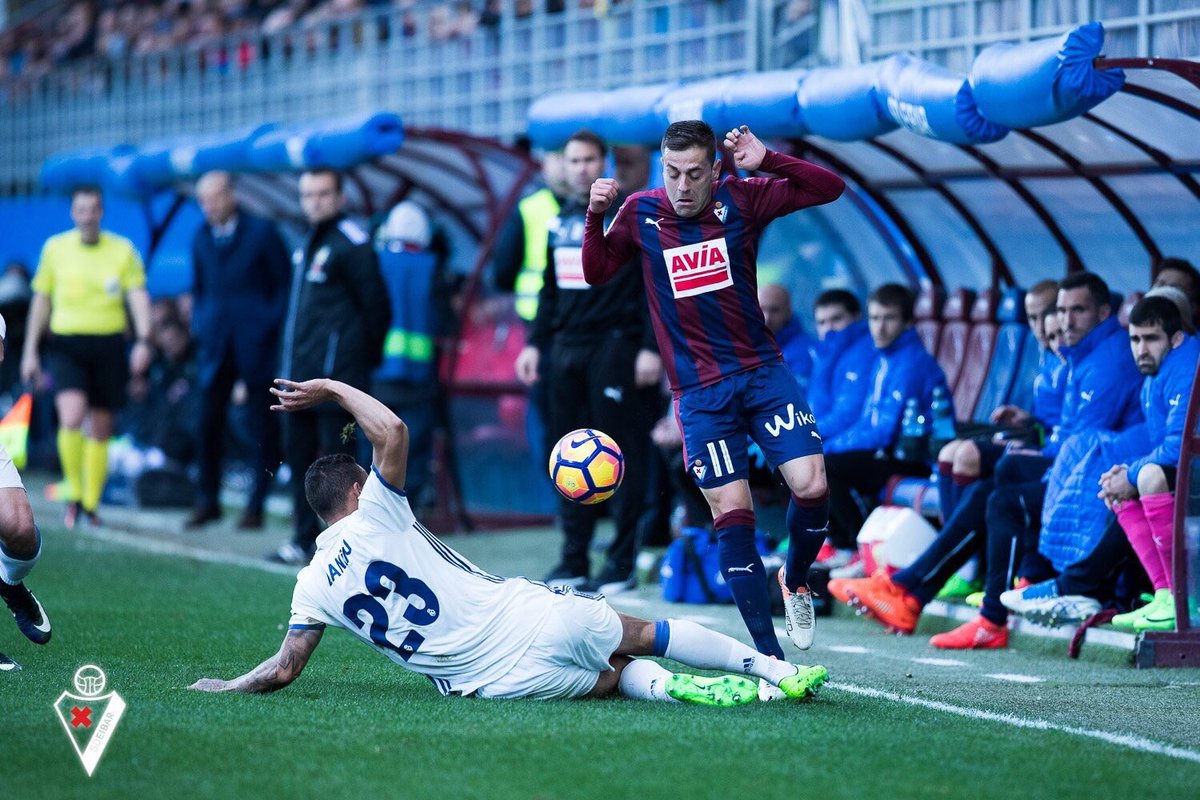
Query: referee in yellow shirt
20 185 153 528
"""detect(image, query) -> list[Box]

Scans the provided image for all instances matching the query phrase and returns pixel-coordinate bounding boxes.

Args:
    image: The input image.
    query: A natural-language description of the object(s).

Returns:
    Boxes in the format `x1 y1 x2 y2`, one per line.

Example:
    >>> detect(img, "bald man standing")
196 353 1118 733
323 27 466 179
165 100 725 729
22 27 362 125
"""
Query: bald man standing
759 284 815 393
186 171 291 530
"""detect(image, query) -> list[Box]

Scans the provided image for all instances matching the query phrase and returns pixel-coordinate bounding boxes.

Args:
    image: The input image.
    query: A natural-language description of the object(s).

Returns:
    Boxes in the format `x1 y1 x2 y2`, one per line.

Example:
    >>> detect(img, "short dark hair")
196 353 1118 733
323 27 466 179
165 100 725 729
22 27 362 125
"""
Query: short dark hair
71 184 103 203
1129 295 1184 339
868 283 915 323
815 288 861 316
1059 272 1111 310
566 128 608 159
300 167 344 193
661 120 716 163
304 453 367 522
1158 257 1200 301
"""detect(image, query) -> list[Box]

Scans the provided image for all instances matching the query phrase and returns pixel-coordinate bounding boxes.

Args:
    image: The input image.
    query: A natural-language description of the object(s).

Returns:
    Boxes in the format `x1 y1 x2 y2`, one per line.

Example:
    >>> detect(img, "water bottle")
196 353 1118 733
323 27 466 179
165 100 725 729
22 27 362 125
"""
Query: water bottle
896 397 927 462
930 386 956 455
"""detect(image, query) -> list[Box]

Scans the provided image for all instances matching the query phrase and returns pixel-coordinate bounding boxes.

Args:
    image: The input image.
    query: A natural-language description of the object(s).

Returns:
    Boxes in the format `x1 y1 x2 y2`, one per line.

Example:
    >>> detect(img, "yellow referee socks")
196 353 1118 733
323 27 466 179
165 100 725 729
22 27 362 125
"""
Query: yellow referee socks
57 428 84 504
82 438 110 513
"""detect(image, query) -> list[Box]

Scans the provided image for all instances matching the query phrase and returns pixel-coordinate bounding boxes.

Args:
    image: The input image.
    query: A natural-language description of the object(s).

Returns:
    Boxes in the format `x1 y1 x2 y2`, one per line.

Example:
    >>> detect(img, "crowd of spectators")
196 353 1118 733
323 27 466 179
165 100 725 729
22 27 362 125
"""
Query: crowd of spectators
0 0 633 83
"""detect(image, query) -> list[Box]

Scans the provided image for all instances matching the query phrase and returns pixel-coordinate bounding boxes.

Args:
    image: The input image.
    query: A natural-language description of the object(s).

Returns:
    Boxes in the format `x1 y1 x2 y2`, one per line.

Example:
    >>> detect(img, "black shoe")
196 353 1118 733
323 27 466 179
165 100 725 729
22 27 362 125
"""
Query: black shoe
543 564 588 588
237 510 264 531
0 581 51 644
0 651 21 671
582 564 636 596
185 506 222 530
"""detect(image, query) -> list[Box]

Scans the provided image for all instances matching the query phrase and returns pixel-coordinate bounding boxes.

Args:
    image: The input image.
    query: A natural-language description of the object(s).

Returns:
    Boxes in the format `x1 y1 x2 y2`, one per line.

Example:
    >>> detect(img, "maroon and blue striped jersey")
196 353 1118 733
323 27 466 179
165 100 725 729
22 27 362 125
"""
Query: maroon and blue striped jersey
581 150 844 394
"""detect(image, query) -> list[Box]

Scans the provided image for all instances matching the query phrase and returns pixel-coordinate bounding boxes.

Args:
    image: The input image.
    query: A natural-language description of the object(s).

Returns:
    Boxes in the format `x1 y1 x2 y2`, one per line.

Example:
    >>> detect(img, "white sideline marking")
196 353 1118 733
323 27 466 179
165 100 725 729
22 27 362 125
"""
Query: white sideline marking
828 645 871 654
912 657 966 667
829 682 1200 764
986 673 1044 684
71 527 302 577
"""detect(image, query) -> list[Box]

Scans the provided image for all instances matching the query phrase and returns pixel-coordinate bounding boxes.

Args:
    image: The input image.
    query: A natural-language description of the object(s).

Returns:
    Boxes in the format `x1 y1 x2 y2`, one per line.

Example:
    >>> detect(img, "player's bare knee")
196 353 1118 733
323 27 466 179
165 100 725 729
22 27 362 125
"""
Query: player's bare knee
615 614 656 656
702 481 752 518
781 455 826 500
1137 464 1170 496
938 440 961 463
952 440 981 476
0 494 38 559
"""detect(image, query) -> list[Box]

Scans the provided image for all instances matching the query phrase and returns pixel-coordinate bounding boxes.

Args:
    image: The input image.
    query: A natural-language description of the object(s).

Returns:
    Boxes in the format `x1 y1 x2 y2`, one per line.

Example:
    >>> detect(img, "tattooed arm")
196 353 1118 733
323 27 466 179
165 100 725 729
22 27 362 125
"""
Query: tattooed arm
189 626 324 694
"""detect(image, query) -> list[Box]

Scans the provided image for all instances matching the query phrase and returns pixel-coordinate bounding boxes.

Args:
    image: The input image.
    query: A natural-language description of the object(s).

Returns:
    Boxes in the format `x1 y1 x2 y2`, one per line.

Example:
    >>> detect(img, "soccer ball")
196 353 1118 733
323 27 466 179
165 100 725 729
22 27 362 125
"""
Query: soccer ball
549 428 624 504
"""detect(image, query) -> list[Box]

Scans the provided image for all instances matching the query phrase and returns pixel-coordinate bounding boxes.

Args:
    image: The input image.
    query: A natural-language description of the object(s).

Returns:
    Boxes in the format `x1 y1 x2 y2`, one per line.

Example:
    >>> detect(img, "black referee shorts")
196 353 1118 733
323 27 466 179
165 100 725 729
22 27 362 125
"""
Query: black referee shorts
46 333 130 411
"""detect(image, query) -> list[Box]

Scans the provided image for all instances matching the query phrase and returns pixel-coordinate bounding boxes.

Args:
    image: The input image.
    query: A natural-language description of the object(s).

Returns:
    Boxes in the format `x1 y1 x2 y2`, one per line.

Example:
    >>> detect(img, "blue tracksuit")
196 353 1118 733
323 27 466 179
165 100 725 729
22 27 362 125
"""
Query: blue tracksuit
775 317 816 394
809 320 877 442
1129 335 1200 485
1044 315 1143 458
825 327 951 454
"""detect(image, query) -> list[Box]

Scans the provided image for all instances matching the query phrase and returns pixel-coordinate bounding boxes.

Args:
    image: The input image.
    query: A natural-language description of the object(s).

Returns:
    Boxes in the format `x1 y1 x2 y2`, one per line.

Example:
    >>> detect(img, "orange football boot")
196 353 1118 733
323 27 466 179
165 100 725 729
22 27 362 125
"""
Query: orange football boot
843 571 921 634
929 615 1009 649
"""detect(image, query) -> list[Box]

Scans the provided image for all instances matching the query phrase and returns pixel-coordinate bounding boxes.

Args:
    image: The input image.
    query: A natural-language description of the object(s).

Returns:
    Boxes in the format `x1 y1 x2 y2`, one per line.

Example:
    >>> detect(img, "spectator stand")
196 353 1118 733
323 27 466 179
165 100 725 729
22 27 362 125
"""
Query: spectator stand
523 22 1200 663
34 112 549 531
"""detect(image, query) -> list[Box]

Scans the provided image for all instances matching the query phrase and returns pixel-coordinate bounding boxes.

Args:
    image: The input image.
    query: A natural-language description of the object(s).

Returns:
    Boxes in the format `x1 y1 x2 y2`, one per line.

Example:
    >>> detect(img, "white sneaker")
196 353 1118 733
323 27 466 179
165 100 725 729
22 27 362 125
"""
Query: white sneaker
828 556 865 580
758 677 786 702
1001 580 1100 627
777 567 815 650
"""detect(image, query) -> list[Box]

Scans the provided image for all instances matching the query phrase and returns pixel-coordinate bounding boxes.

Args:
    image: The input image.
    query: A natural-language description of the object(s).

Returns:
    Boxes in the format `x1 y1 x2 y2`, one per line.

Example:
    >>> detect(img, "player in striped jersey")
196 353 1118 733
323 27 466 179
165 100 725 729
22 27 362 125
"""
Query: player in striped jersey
582 121 845 664
189 377 828 705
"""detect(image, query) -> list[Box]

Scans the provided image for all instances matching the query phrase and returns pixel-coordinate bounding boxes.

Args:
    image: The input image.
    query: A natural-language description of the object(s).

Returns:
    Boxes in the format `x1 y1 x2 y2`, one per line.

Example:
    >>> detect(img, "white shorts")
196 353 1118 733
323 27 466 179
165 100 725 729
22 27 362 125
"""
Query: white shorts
0 444 24 491
474 590 624 700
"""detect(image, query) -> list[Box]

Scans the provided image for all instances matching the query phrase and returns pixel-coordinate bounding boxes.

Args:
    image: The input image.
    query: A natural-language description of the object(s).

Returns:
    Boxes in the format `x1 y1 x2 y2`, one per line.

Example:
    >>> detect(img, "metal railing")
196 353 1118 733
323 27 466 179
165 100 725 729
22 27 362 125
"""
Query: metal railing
866 0 1200 72
0 1 798 195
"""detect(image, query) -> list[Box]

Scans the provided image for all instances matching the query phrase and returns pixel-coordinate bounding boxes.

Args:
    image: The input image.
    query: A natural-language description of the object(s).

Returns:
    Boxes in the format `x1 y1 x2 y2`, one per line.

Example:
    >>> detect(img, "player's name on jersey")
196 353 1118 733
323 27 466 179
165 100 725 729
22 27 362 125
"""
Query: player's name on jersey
325 539 354 586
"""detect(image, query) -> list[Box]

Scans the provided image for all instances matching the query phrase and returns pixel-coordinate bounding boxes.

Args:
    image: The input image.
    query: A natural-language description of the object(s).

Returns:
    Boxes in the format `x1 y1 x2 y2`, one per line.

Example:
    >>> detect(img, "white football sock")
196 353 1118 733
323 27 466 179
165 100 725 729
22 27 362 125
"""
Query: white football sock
618 658 679 703
663 618 797 685
0 539 39 585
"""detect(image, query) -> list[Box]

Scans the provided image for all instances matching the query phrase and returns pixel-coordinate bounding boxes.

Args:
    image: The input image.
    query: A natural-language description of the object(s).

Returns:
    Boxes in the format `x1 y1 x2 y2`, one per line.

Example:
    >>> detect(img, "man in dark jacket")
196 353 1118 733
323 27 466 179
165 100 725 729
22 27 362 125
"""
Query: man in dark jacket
268 168 391 565
514 129 661 594
186 171 291 531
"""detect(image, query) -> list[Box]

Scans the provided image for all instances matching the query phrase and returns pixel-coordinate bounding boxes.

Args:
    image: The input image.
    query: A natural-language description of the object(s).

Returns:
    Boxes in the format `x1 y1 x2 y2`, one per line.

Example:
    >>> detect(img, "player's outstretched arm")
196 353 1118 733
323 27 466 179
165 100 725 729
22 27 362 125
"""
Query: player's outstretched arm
271 378 409 489
189 627 324 694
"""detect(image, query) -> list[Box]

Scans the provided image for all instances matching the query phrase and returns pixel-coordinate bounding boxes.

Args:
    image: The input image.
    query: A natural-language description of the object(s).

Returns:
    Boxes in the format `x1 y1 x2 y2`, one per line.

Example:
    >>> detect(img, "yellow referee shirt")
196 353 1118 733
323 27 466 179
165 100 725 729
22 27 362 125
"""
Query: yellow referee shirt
33 230 146 336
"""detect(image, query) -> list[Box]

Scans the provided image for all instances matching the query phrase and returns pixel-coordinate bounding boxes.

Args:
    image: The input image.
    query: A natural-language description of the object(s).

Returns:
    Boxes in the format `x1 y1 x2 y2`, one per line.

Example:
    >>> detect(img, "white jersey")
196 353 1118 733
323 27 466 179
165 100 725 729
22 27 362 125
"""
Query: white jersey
289 469 560 696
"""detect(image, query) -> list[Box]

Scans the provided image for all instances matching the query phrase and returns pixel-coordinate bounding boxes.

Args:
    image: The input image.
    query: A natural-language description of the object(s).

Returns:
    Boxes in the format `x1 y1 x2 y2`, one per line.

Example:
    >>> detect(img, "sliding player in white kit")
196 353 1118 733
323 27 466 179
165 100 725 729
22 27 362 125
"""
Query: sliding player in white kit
0 312 53 671
190 377 828 704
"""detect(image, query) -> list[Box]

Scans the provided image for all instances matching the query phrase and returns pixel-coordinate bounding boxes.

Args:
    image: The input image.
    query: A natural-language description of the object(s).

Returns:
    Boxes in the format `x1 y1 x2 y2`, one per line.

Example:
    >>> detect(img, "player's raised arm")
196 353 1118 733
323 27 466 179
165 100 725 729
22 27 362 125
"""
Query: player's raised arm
725 125 845 220
189 626 324 694
270 378 409 489
581 178 637 286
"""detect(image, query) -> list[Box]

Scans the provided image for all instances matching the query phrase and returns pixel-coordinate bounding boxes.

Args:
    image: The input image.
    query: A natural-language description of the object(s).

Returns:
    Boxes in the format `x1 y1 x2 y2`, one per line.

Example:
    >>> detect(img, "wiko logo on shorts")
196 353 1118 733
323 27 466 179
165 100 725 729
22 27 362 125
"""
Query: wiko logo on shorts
664 237 732 298
763 403 817 437
54 665 126 776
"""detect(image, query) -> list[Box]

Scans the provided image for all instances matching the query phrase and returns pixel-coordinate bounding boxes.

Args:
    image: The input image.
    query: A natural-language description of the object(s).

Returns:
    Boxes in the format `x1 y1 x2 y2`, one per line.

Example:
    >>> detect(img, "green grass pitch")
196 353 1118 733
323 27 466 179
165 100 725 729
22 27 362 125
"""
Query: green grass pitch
2 522 1200 800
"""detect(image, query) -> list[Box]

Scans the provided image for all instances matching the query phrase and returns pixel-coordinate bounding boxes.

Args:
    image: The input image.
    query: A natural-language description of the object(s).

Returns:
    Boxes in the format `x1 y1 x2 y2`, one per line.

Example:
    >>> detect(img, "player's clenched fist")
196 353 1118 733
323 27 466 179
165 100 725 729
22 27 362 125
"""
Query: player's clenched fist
724 125 766 171
589 178 619 214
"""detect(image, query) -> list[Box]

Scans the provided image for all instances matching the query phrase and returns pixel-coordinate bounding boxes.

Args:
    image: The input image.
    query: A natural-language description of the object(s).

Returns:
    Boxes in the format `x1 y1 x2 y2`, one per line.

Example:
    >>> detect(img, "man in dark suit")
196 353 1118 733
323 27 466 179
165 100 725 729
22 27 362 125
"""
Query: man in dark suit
186 171 291 530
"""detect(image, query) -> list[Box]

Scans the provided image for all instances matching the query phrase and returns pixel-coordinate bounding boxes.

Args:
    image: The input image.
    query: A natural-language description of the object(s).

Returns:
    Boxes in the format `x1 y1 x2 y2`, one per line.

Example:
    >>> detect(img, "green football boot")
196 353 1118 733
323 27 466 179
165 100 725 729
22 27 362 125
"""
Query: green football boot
665 674 758 707
1133 589 1176 633
777 664 829 700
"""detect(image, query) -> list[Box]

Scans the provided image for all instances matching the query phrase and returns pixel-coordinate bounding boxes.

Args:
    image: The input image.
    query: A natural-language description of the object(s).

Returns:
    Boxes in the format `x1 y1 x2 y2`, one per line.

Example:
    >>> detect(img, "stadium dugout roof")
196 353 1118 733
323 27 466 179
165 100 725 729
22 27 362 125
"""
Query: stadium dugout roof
526 22 1200 294
36 112 541 289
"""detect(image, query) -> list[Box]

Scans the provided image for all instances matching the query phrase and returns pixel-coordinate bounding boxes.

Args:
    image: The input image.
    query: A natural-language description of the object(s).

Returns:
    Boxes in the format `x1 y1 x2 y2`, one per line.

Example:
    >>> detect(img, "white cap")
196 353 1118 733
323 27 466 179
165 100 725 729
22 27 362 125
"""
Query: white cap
380 201 432 250
0 312 6 341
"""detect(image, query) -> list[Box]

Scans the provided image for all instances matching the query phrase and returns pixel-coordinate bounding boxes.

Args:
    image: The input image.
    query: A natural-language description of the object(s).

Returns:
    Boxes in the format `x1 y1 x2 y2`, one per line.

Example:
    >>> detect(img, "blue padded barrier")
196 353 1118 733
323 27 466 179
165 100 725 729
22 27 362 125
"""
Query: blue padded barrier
795 62 895 141
970 22 1124 129
40 145 136 194
874 54 1009 145
246 112 404 172
132 123 277 188
657 71 807 139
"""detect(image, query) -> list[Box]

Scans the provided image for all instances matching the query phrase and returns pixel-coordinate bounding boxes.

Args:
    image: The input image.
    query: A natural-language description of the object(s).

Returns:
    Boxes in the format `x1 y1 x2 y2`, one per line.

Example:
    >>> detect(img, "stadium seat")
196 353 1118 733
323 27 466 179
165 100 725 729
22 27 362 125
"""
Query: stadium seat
934 288 976 390
915 285 946 355
1118 291 1143 328
952 289 1000 421
972 287 1028 423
